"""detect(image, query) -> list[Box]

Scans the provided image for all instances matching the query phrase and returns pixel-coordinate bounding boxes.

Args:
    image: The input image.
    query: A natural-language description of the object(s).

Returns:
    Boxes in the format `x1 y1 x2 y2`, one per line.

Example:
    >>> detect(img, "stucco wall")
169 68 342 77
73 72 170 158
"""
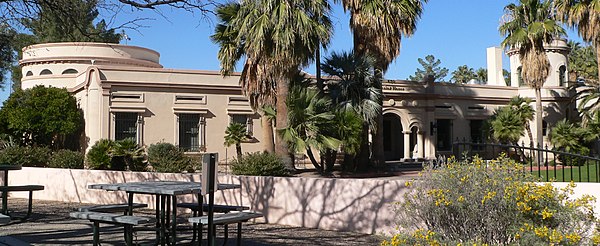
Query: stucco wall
3 167 407 234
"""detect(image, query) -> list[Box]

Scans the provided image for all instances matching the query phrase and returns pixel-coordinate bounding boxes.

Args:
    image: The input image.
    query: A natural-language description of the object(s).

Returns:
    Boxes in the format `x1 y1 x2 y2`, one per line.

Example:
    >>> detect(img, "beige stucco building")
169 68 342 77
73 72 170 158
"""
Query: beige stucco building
18 41 573 162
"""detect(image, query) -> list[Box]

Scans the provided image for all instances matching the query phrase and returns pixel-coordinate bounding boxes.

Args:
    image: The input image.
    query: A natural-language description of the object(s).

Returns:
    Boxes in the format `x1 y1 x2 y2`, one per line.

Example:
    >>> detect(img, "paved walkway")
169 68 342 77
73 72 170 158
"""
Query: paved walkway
0 198 382 245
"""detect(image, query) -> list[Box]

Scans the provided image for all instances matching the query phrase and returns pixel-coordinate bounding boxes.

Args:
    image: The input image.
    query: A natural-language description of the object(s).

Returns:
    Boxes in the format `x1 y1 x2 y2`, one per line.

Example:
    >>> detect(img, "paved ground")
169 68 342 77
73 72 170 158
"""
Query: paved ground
0 198 382 246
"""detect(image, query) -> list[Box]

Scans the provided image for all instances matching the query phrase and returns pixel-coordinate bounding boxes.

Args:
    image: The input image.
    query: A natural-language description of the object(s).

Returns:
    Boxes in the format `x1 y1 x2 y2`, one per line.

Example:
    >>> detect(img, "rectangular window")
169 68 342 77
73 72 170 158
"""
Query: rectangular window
470 120 484 151
230 115 253 136
179 114 200 152
436 119 453 151
115 112 138 141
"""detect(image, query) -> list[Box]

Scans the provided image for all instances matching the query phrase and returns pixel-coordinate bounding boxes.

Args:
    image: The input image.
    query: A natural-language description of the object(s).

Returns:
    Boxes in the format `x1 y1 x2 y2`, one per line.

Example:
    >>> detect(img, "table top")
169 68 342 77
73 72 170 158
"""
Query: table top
88 181 241 195
0 165 22 171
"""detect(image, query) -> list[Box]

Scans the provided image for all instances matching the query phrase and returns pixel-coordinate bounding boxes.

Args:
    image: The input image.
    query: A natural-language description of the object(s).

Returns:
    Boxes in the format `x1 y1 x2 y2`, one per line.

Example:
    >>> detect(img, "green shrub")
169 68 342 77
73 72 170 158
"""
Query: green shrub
383 155 599 245
147 142 192 173
49 149 84 169
86 139 114 170
0 145 50 167
231 152 288 176
112 139 146 171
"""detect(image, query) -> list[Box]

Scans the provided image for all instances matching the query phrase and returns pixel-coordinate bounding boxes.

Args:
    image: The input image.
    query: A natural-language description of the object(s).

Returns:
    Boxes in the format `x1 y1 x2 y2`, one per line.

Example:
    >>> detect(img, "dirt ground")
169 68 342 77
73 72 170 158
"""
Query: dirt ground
0 198 383 246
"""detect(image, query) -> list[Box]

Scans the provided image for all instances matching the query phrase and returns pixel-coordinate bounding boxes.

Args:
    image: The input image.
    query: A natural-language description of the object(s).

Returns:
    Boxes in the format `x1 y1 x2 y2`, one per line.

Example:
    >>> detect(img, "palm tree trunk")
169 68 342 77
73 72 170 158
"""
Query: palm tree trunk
316 47 323 91
596 44 600 84
372 68 385 169
535 88 543 165
306 147 323 173
262 115 274 153
525 123 534 147
275 76 294 170
356 123 370 171
236 143 242 159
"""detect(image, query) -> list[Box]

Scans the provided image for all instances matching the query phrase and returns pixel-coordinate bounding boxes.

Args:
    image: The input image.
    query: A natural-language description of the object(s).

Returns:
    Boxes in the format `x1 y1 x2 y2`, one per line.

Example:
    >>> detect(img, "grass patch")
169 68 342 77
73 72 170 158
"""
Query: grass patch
530 164 599 182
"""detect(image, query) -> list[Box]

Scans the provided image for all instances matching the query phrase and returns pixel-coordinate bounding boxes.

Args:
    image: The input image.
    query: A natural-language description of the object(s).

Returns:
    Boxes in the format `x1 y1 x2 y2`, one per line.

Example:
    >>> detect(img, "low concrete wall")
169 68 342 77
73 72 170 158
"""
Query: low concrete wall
4 167 408 234
6 167 600 235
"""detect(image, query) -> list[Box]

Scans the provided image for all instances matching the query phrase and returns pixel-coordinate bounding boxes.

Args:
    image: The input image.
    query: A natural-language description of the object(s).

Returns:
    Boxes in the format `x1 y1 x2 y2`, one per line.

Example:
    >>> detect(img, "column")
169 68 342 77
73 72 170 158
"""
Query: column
417 131 424 159
403 131 412 160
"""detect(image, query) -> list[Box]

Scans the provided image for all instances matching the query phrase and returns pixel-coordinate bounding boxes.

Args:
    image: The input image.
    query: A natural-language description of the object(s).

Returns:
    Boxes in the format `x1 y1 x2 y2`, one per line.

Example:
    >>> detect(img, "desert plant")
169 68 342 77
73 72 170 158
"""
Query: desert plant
230 151 288 176
384 155 599 245
147 142 192 173
48 149 84 169
86 139 114 170
0 145 50 167
111 138 146 171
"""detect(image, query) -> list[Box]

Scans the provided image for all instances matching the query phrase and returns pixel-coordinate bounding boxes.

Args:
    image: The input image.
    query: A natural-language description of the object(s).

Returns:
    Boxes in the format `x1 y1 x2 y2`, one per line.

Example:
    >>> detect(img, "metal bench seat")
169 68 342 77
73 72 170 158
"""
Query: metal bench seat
188 211 263 246
70 211 154 246
77 203 148 214
0 185 45 219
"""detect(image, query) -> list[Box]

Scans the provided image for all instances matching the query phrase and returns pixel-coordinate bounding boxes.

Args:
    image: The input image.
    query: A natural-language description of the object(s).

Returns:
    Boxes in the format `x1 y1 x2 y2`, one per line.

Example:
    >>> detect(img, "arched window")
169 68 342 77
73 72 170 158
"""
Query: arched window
559 65 566 87
62 68 78 75
25 71 33 76
517 66 524 87
39 69 53 75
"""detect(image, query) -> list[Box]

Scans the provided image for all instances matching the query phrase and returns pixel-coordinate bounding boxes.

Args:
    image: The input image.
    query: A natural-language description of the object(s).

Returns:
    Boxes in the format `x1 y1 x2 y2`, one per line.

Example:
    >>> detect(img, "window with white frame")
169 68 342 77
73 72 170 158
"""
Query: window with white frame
178 114 206 152
230 114 253 136
114 112 139 141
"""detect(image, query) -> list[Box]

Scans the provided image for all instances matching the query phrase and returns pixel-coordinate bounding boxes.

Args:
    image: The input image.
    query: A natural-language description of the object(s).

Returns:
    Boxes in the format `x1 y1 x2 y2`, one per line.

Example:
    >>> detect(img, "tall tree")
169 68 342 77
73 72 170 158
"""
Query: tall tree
341 0 426 168
475 68 487 84
408 54 448 82
213 0 333 170
573 80 600 123
500 0 565 148
555 0 600 83
321 51 381 170
451 65 476 84
567 41 598 82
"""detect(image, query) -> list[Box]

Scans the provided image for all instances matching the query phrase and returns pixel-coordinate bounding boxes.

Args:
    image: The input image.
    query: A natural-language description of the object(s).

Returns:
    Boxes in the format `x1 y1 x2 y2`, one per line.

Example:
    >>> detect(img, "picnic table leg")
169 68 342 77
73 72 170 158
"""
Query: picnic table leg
155 194 161 245
24 190 33 219
223 225 229 246
237 222 242 246
191 193 201 243
166 196 171 244
171 195 177 246
161 194 167 246
2 170 8 215
92 221 100 246
125 225 133 246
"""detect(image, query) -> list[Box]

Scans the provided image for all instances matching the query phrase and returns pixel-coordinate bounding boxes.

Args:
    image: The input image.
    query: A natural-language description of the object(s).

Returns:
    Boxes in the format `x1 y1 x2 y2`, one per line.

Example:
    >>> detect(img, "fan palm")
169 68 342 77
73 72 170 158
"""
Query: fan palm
475 68 488 84
224 123 248 159
573 80 600 124
490 107 525 144
212 0 333 169
451 65 476 84
321 51 381 169
341 0 426 167
499 0 566 148
555 0 600 82
508 96 535 146
279 86 340 173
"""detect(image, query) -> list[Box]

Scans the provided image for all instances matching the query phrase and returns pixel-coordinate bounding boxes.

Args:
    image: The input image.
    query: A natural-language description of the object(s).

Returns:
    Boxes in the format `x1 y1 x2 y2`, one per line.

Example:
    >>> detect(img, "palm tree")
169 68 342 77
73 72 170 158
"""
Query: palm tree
321 51 381 170
279 86 340 173
499 0 566 148
490 107 525 144
451 65 476 84
224 123 248 159
555 0 600 83
475 68 488 84
212 0 333 170
341 0 426 167
573 80 600 124
508 96 535 146
111 138 146 171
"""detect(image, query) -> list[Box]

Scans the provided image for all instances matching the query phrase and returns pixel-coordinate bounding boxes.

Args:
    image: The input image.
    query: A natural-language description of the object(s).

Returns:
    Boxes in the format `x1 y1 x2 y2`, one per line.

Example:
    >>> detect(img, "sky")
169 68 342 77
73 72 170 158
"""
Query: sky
0 0 585 103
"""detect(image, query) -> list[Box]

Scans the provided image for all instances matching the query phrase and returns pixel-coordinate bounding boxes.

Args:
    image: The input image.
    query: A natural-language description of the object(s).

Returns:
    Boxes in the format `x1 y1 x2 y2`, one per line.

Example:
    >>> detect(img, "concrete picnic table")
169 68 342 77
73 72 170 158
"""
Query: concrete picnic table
88 181 240 245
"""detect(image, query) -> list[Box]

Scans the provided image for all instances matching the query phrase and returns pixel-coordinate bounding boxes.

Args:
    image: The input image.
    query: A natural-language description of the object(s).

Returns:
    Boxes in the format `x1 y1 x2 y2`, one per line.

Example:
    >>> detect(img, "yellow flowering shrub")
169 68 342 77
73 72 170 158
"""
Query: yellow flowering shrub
382 155 599 245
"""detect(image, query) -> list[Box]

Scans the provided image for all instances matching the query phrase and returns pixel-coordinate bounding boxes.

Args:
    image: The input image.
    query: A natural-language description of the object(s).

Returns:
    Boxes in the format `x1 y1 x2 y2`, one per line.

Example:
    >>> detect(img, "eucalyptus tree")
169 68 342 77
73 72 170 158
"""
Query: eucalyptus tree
499 0 566 148
212 0 333 170
340 0 426 167
451 65 476 84
555 0 600 82
321 51 381 170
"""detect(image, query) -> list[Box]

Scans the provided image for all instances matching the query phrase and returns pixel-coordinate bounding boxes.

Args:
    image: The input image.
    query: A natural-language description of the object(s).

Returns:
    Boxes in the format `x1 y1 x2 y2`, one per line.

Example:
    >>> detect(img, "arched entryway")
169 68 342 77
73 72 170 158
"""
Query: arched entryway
383 113 403 160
